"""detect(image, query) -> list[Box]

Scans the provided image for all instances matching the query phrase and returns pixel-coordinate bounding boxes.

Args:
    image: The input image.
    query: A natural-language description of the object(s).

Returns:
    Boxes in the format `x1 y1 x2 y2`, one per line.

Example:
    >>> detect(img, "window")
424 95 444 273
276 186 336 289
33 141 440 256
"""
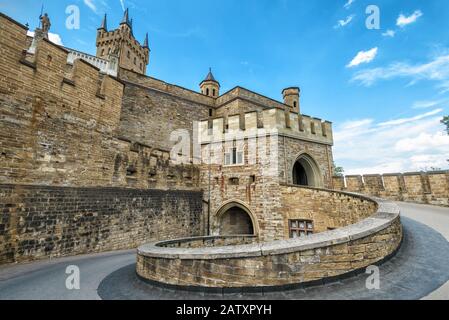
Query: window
209 109 213 117
206 88 209 96
224 147 243 166
249 175 256 184
213 89 216 96
289 220 314 238
293 101 297 108
134 57 137 65
101 49 104 56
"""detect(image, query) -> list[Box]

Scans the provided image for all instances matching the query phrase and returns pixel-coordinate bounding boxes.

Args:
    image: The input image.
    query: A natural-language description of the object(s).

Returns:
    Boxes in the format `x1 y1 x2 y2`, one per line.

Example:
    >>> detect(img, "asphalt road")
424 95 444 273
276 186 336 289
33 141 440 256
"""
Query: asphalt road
397 202 449 300
0 202 448 300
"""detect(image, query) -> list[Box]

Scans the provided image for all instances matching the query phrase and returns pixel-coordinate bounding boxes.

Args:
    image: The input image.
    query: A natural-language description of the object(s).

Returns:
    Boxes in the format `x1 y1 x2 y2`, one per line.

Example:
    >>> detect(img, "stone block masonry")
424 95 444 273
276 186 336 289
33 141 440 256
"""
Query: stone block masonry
333 171 449 207
137 193 402 289
0 184 203 264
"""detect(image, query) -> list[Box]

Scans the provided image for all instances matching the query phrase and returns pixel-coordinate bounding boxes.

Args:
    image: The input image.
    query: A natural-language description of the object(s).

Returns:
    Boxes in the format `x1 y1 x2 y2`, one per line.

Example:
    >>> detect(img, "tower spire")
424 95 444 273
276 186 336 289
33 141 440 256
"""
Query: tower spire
121 8 130 26
99 13 107 30
143 32 149 48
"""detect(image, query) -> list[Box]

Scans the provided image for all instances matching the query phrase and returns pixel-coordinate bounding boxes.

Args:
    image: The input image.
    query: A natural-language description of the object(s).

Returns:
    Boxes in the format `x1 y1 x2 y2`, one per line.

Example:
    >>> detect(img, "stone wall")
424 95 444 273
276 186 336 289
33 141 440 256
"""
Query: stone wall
0 13 199 190
137 195 402 289
118 69 213 152
0 184 203 264
333 171 449 207
280 185 378 236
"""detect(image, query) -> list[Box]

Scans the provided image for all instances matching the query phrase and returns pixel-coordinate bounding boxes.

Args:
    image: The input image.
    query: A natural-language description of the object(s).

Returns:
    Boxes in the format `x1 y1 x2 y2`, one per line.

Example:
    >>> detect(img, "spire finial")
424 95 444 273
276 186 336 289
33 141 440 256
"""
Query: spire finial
99 13 107 30
143 32 149 48
121 8 130 25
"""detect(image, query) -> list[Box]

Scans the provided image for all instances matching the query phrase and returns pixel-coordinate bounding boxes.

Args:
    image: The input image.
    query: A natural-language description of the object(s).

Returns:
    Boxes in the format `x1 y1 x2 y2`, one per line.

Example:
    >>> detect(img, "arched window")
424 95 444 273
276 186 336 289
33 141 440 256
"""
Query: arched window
293 101 297 108
206 88 209 96
213 89 216 96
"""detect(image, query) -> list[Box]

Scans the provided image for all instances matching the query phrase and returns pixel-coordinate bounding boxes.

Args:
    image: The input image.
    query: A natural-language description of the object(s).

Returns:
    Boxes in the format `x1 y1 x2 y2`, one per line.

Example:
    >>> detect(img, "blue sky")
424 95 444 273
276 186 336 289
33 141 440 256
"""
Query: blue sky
1 0 449 174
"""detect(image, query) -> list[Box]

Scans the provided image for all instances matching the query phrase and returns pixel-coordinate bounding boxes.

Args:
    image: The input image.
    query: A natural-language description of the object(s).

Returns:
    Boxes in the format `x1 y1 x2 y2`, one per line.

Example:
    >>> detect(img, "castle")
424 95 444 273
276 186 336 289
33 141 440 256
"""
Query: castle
0 10 427 268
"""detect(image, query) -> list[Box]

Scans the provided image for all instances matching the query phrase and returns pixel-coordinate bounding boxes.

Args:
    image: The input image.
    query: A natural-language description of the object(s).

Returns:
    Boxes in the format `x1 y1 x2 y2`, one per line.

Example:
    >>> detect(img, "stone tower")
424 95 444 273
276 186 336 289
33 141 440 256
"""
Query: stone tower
200 68 220 98
95 9 150 75
282 87 301 114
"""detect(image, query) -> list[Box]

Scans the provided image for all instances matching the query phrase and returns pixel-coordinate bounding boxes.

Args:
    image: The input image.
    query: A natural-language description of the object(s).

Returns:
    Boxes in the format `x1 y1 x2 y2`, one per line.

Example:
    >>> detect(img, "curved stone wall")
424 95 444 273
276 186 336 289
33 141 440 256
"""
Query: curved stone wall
137 190 403 290
280 185 379 235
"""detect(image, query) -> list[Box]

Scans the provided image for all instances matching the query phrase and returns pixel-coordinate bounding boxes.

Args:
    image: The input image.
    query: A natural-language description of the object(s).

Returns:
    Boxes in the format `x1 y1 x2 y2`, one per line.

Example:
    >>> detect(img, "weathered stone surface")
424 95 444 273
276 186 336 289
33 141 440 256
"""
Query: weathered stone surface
137 193 402 288
333 172 449 207
0 185 203 264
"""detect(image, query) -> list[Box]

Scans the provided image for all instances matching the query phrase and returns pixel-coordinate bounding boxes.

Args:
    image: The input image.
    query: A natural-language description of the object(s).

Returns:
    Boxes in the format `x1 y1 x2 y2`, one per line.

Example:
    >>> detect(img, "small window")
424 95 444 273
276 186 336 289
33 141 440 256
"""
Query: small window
213 89 216 96
101 49 105 56
224 147 243 166
289 220 314 238
229 177 239 185
134 57 137 65
209 109 213 117
293 101 297 108
250 175 256 184
206 88 209 96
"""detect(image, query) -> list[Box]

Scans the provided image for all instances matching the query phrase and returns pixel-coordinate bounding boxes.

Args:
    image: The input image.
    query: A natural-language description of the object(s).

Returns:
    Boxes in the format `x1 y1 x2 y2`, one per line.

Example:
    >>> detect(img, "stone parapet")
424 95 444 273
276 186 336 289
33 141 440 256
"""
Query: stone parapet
333 171 449 207
137 190 402 289
199 108 333 146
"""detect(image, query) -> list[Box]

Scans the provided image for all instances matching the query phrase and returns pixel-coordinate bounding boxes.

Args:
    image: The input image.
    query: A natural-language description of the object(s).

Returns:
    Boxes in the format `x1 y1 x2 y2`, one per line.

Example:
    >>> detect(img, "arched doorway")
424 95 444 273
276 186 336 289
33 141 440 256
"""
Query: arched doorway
215 202 256 236
292 154 322 187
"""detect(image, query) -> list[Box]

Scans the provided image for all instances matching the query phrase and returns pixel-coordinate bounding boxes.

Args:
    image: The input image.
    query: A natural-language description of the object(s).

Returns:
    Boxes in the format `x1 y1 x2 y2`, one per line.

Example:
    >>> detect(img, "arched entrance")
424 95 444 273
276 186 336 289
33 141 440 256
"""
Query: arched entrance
292 154 322 187
215 202 257 236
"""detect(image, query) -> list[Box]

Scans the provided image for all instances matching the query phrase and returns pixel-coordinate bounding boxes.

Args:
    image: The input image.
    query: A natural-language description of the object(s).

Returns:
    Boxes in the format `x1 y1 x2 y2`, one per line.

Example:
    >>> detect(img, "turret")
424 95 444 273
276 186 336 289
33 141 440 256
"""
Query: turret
95 8 150 75
200 68 220 98
282 87 301 114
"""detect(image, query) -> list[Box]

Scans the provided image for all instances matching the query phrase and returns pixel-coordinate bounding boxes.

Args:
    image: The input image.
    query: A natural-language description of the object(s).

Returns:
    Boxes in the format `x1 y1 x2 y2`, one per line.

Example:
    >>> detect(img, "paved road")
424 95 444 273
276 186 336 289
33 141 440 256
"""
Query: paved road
397 202 449 300
0 202 448 300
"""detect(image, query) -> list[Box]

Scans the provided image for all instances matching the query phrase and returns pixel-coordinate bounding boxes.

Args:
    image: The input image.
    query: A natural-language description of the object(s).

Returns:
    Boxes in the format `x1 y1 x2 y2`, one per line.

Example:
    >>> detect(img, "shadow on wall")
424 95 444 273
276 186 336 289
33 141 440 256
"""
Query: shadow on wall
333 171 449 207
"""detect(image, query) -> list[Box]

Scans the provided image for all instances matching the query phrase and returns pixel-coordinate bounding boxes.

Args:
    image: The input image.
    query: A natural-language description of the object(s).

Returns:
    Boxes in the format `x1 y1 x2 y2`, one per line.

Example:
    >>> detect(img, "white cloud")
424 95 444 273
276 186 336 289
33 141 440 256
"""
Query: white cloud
396 10 423 28
334 109 449 175
335 15 355 29
395 132 449 153
120 0 125 11
344 0 356 9
351 53 449 88
378 109 443 126
346 47 378 68
27 31 63 46
412 99 446 109
382 30 395 38
84 0 97 13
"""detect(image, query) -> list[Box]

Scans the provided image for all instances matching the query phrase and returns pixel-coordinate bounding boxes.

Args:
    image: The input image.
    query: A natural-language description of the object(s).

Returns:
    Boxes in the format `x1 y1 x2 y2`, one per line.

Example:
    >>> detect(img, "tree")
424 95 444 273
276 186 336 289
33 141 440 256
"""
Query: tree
442 116 449 164
333 162 345 177
442 116 449 135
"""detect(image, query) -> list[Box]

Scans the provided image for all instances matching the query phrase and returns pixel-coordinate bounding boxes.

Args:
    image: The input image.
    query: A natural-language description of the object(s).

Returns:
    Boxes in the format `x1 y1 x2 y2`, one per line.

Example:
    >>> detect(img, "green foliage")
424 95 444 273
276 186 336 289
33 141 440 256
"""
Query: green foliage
333 162 344 177
442 116 449 135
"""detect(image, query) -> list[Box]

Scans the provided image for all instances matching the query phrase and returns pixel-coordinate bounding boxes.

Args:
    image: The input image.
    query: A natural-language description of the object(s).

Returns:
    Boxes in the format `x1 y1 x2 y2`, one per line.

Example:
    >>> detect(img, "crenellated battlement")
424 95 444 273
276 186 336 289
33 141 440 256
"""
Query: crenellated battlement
0 13 124 130
199 108 333 145
333 171 449 207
